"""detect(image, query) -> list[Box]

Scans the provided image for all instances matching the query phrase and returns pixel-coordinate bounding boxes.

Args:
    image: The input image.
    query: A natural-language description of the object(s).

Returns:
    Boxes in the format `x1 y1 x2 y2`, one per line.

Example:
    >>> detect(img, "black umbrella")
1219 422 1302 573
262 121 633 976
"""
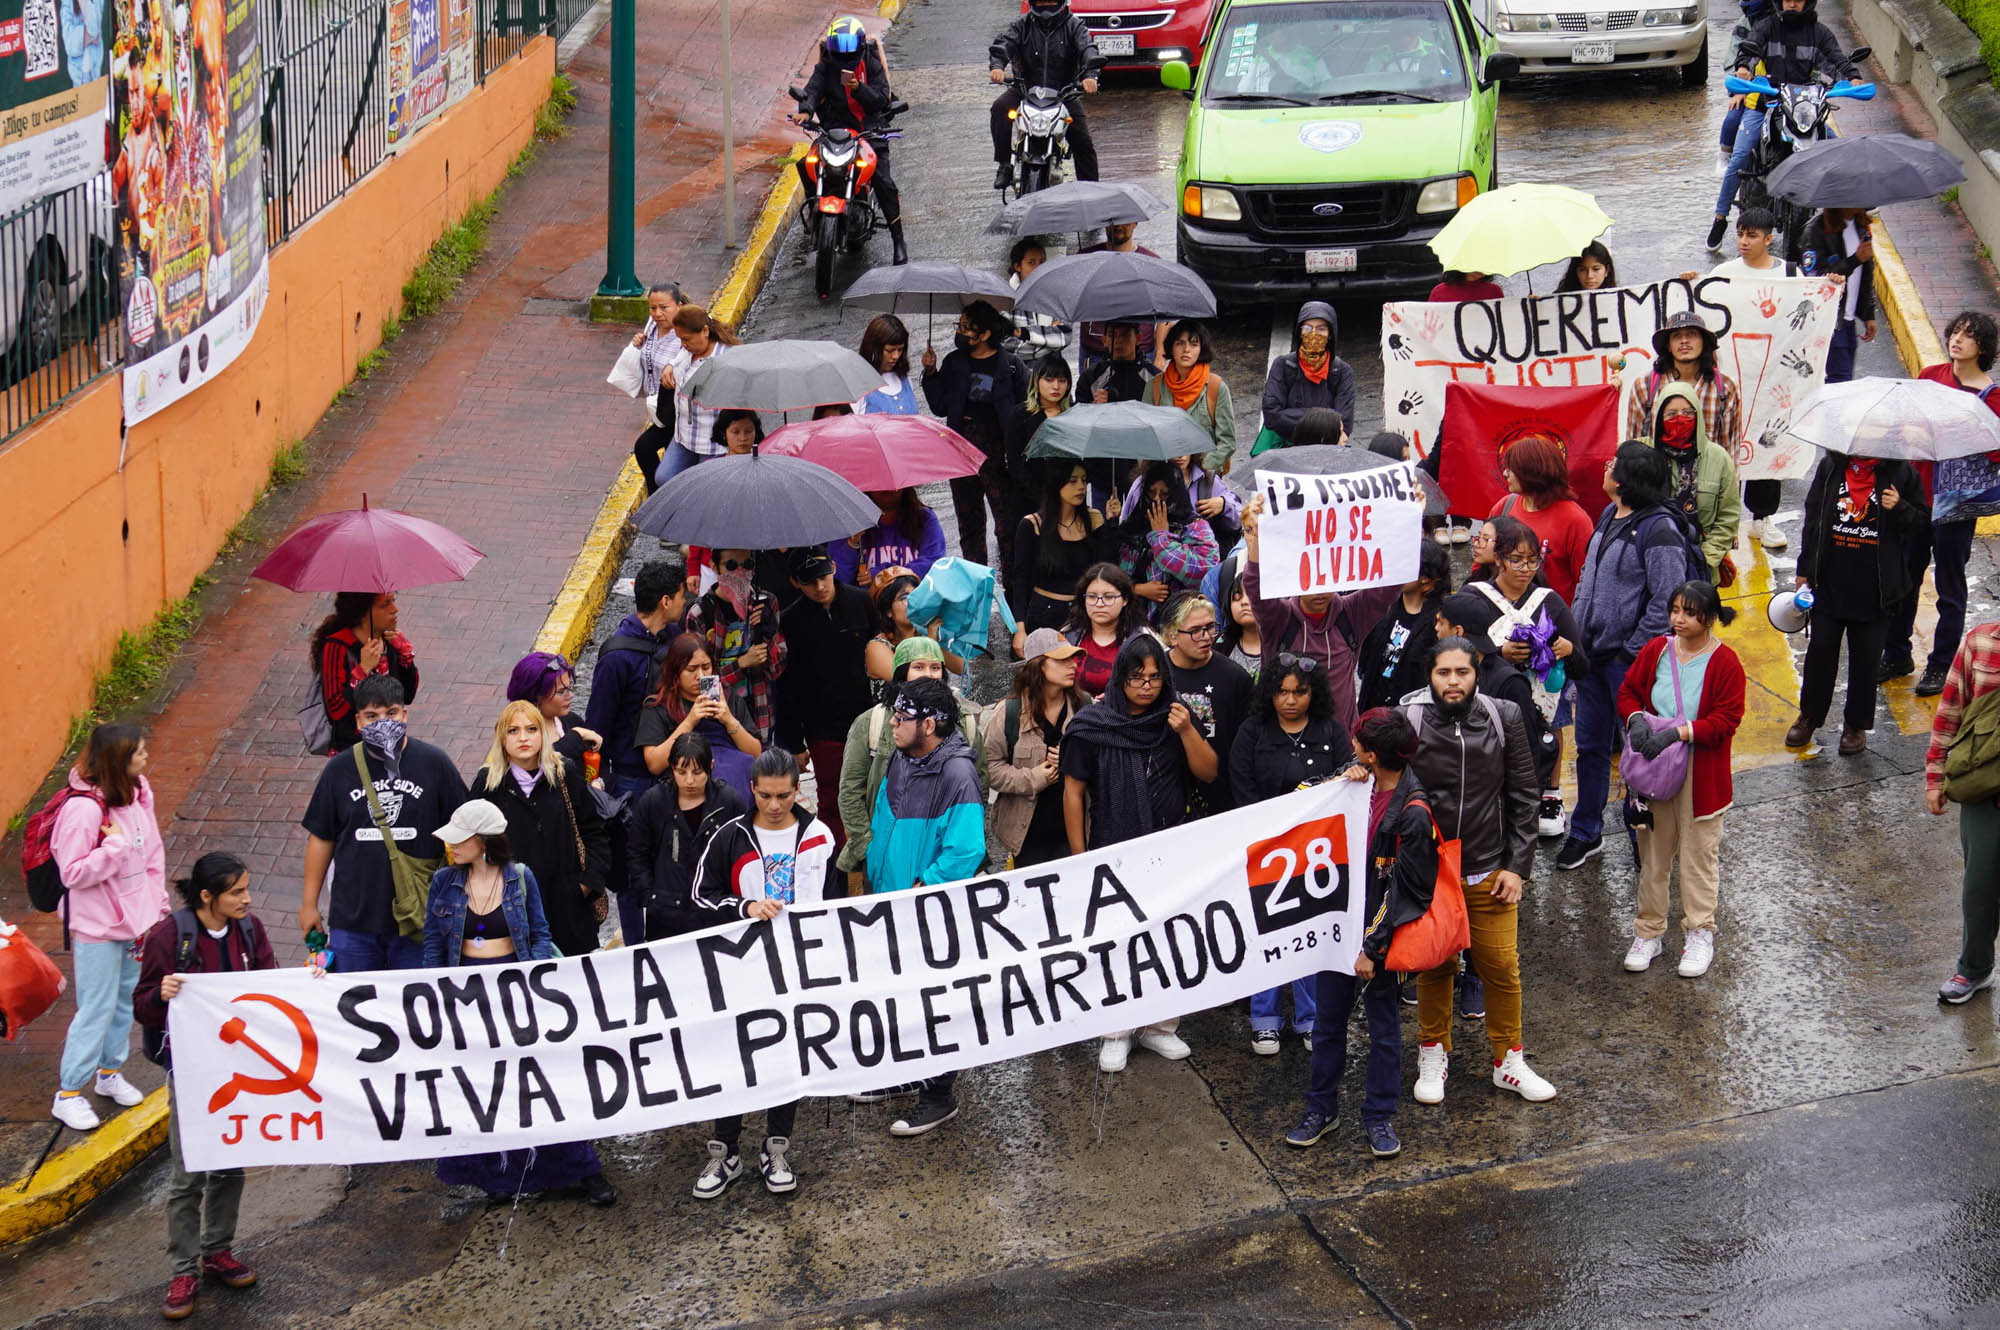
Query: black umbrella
632 451 882 548
985 180 1168 236
1767 134 1966 209
1226 444 1449 516
1011 250 1217 323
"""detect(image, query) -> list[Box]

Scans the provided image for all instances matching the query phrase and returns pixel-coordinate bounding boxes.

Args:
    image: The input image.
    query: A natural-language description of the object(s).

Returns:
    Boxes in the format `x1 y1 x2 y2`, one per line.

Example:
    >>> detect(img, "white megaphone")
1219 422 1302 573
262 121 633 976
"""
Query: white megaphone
1767 586 1814 634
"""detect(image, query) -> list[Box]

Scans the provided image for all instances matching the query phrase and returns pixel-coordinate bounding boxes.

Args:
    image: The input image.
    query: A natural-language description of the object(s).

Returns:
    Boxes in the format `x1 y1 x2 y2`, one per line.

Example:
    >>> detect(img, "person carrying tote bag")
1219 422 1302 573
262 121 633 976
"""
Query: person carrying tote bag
1614 581 1745 980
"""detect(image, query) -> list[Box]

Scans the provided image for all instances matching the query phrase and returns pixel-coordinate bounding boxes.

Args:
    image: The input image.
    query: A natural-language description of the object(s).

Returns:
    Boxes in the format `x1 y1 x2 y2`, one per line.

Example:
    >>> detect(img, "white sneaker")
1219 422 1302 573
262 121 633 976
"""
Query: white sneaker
1250 1029 1281 1056
1623 936 1663 972
1492 1048 1558 1102
1451 524 1471 545
1537 794 1566 839
1099 1034 1132 1073
759 1136 796 1194
1432 526 1456 547
1751 517 1788 550
1414 1042 1448 1105
1679 928 1716 977
92 1071 144 1107
52 1092 100 1131
1139 1030 1192 1060
691 1141 741 1199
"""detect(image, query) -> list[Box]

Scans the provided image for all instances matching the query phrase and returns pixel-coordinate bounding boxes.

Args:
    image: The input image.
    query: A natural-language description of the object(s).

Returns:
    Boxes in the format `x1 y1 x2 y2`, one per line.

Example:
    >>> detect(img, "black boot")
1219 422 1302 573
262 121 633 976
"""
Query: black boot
889 221 908 265
994 162 1013 191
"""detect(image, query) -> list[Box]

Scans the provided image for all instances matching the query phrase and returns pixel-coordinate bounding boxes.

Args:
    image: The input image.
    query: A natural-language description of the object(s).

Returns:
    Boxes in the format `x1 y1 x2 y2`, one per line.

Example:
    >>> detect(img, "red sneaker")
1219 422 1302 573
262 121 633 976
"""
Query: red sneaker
201 1248 257 1288
162 1274 198 1319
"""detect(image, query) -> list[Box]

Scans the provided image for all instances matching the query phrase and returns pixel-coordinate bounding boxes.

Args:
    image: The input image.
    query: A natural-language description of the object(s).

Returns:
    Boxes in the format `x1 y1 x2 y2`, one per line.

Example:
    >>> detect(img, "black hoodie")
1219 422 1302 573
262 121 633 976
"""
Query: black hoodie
1260 299 1357 441
1733 4 1853 85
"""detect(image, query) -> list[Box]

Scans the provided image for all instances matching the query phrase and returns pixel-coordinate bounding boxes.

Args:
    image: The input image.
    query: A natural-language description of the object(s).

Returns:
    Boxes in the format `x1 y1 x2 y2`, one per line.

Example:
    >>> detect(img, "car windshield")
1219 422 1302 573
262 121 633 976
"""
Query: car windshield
1200 1 1469 105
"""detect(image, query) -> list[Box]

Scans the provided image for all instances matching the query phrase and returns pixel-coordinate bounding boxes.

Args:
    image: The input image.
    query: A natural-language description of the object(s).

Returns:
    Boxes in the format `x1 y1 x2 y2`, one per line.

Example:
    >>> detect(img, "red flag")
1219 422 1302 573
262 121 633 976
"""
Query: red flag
1437 383 1621 520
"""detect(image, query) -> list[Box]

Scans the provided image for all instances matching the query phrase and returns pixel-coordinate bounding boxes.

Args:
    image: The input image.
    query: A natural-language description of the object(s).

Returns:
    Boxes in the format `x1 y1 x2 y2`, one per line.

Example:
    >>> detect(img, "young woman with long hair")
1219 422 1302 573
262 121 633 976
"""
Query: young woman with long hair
1062 562 1148 697
1012 459 1111 634
636 635 764 800
856 314 919 415
310 590 418 752
833 488 946 588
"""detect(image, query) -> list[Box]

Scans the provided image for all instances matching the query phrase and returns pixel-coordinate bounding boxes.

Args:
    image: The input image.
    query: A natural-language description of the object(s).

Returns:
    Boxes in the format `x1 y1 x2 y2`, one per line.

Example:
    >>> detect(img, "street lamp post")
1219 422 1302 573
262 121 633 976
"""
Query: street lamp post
721 0 736 249
597 0 642 299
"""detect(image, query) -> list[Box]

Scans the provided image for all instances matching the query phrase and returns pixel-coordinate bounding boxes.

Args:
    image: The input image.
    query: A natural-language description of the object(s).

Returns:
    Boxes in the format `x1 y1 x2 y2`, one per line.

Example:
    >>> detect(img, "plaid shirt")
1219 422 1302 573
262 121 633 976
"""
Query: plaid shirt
1626 371 1743 454
685 591 789 743
1927 622 2000 790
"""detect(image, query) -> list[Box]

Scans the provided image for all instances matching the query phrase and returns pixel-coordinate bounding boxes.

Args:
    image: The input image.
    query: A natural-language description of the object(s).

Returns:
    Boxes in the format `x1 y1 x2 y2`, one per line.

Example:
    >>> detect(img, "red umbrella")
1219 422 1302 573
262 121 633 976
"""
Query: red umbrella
760 414 986 491
250 496 484 592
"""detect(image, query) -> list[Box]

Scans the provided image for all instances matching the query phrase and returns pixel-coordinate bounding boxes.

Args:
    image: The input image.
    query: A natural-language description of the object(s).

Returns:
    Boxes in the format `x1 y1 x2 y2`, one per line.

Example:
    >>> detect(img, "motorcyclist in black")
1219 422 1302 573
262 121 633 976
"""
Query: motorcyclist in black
1709 0 1856 246
798 17 907 264
988 0 1103 191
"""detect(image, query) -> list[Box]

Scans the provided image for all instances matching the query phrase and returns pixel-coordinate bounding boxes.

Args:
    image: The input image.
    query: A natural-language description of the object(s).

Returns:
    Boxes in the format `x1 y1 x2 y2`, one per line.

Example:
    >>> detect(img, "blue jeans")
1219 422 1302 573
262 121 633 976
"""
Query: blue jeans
653 440 705 488
1825 319 1859 384
59 939 140 1092
328 927 425 973
1715 108 1765 216
1720 101 1744 151
1306 970 1401 1124
1250 979 1316 1034
1571 654 1631 844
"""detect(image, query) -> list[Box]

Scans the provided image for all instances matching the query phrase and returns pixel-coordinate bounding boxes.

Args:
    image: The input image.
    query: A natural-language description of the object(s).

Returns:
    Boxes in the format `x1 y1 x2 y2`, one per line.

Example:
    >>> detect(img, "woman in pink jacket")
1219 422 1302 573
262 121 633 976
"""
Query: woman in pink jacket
50 724 169 1132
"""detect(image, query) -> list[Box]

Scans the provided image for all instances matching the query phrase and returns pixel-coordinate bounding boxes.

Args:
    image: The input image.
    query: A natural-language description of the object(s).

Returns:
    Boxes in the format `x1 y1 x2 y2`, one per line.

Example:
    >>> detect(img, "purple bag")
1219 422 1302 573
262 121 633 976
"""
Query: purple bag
1622 641 1691 802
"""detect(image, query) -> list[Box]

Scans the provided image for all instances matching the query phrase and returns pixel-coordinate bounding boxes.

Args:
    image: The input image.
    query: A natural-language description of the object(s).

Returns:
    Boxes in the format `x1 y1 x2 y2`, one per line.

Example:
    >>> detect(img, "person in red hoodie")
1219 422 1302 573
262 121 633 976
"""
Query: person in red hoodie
1885 311 2000 696
133 851 276 1321
1615 580 1745 981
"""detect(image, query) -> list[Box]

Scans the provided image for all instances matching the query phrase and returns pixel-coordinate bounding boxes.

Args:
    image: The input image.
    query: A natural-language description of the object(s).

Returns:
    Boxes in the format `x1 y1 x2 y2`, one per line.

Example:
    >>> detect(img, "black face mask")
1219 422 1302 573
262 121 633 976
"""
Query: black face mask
1777 6 1810 24
954 332 974 352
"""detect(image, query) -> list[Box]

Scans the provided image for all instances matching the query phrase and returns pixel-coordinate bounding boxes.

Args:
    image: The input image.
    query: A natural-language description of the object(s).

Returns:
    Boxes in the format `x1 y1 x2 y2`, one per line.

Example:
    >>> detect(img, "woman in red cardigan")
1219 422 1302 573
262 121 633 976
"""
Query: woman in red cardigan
1615 580 1745 979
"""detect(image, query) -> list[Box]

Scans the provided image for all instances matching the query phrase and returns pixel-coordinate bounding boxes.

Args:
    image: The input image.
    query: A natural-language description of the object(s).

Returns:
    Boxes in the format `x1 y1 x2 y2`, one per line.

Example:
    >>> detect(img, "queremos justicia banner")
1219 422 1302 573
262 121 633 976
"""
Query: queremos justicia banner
386 0 473 150
111 0 268 423
0 0 110 216
168 784 1364 1171
1380 275 1843 482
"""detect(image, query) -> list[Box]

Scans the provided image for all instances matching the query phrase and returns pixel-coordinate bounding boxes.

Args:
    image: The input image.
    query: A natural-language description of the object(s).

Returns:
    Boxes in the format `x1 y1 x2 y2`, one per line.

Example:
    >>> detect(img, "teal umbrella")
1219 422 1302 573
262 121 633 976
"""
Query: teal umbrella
1026 401 1212 461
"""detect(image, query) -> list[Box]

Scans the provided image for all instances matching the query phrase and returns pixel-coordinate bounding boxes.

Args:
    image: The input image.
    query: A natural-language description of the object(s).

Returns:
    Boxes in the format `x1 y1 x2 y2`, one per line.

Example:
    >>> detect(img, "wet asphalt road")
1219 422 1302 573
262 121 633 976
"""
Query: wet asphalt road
8 1 1998 1326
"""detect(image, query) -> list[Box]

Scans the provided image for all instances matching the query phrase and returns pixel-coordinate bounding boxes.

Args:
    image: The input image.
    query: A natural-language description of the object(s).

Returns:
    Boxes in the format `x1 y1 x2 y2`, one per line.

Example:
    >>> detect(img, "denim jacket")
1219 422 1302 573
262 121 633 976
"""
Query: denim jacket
423 862 554 967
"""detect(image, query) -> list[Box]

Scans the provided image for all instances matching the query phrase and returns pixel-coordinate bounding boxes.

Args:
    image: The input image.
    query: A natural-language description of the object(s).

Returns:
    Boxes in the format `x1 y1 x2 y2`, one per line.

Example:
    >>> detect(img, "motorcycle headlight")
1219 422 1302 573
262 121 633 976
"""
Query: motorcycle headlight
1497 11 1557 30
1182 184 1242 221
1642 5 1698 23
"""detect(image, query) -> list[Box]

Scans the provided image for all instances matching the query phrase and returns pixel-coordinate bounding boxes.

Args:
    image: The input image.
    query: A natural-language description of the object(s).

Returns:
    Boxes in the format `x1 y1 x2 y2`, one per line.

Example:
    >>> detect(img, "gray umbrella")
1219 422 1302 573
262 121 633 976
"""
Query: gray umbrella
1226 444 1450 516
1767 134 1966 209
684 340 882 412
1011 250 1217 323
631 451 882 548
841 262 1016 313
1026 401 1214 461
985 180 1169 236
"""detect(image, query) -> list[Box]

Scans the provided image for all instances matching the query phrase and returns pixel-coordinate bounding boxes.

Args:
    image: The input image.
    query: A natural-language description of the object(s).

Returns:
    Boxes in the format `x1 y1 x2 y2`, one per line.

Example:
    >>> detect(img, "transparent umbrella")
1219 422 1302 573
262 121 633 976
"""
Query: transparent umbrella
1779 377 2000 461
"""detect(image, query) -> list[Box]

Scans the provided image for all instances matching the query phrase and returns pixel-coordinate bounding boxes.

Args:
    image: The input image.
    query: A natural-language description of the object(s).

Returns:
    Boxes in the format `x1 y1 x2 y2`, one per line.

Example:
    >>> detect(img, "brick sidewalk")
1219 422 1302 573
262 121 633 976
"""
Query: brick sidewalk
0 0 844 1130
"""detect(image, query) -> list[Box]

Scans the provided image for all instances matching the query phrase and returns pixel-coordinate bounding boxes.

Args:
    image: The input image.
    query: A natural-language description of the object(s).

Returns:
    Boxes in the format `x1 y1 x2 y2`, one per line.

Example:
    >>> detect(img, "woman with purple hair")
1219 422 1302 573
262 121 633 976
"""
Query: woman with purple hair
506 651 602 768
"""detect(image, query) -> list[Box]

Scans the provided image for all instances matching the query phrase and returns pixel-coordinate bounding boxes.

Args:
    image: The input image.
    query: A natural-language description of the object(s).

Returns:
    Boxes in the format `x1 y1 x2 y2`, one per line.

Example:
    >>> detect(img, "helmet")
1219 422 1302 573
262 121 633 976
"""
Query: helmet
1027 0 1068 19
823 16 867 63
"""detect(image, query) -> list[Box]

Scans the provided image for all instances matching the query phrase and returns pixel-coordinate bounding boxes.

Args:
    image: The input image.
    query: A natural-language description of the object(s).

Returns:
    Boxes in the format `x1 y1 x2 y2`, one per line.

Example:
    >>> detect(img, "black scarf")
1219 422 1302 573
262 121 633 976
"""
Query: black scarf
1063 638 1175 844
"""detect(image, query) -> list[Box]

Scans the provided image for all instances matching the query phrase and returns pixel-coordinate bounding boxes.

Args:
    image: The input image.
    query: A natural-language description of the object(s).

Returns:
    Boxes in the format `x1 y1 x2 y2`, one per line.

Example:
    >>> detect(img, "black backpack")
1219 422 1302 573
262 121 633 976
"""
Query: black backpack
1595 504 1708 588
141 909 266 1068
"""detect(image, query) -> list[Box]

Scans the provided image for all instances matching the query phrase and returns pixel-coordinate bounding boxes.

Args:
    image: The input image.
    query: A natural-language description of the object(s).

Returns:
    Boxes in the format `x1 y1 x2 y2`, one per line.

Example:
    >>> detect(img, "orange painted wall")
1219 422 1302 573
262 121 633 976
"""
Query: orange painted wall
0 37 557 823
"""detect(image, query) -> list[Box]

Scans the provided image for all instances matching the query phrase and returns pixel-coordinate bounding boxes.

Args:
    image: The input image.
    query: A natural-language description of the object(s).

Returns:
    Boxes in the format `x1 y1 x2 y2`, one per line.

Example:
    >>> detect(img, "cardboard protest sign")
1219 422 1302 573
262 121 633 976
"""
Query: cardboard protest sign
1253 460 1425 600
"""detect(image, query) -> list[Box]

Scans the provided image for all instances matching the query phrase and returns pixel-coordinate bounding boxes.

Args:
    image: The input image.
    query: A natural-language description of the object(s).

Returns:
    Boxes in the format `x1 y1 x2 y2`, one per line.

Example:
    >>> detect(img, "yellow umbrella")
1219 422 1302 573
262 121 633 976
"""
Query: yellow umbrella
1427 183 1613 279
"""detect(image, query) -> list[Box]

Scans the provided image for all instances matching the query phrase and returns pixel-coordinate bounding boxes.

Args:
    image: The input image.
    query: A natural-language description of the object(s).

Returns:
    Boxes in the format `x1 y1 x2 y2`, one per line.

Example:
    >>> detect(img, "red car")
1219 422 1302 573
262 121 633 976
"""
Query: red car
1022 0 1216 70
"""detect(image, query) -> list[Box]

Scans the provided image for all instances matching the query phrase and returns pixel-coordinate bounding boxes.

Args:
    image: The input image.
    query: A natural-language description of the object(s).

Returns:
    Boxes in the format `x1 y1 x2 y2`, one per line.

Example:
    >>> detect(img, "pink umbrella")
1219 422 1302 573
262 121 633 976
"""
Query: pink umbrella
760 414 986 491
250 495 484 592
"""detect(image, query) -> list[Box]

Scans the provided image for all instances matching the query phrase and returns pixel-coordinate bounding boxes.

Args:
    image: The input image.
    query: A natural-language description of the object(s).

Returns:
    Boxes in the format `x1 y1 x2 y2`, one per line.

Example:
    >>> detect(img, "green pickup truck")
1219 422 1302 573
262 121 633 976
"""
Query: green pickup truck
1162 0 1516 300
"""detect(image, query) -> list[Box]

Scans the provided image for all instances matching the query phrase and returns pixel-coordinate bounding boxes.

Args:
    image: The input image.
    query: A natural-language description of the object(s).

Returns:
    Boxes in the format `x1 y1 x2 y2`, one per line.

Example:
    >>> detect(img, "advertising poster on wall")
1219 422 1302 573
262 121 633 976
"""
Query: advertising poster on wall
386 0 472 150
0 0 112 218
112 0 267 423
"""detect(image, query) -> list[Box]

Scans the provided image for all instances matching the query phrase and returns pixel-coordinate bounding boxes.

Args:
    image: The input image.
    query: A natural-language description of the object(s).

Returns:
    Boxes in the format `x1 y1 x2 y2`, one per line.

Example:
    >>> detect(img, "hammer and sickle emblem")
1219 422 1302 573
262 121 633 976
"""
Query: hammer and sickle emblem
206 993 323 1114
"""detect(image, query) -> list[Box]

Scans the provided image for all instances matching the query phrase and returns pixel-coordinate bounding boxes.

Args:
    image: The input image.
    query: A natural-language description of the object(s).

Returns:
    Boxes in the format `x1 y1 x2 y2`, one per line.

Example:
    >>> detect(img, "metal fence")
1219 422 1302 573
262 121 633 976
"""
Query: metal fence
1 0 581 443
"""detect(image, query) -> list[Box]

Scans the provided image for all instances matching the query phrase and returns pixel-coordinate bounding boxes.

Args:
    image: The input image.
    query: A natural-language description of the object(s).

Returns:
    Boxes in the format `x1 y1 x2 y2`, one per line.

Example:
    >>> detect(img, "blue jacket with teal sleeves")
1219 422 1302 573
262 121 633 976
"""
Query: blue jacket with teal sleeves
865 732 987 891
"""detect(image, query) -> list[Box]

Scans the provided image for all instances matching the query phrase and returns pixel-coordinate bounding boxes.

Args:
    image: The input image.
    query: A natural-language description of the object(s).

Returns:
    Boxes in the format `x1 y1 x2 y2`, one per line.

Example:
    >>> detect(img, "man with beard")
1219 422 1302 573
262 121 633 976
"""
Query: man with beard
1401 639 1556 1108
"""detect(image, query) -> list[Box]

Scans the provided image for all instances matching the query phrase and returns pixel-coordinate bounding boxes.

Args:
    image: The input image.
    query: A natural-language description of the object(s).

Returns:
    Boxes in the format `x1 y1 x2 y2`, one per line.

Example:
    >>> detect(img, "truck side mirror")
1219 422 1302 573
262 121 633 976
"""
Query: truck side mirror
1480 52 1521 86
1162 60 1193 92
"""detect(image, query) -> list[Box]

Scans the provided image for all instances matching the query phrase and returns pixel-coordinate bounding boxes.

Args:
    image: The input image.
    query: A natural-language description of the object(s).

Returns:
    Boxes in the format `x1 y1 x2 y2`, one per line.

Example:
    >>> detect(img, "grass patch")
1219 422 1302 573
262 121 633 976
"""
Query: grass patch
1941 0 2000 84
62 579 210 754
401 196 497 319
536 74 578 140
1944 185 1962 206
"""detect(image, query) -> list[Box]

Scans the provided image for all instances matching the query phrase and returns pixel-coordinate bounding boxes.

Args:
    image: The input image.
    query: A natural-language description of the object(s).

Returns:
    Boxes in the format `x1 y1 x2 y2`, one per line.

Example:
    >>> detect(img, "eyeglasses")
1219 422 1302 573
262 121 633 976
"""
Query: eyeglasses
719 557 753 572
1470 531 1495 547
551 683 576 697
1128 671 1165 687
1085 592 1124 605
1276 652 1320 673
1176 622 1218 640
1502 553 1543 571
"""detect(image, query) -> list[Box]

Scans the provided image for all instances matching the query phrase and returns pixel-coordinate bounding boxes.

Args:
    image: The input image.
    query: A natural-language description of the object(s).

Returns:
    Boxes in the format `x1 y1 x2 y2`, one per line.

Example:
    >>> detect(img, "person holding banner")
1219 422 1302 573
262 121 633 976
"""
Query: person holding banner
1231 652 1353 1054
1287 708 1434 1159
423 799 617 1207
134 852 271 1320
1163 591 1254 820
864 680 988 1133
1063 636 1218 1072
687 748 838 1192
1404 639 1556 1105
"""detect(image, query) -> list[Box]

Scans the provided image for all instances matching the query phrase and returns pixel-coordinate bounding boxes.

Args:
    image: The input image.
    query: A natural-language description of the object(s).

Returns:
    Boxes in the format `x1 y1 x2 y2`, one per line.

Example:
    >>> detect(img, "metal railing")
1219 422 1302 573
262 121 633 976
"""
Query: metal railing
0 0 578 443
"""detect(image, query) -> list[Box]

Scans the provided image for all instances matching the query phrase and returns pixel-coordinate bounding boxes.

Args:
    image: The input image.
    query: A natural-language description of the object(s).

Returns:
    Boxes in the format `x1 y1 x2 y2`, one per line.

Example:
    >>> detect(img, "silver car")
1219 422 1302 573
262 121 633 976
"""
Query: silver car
1492 0 1709 82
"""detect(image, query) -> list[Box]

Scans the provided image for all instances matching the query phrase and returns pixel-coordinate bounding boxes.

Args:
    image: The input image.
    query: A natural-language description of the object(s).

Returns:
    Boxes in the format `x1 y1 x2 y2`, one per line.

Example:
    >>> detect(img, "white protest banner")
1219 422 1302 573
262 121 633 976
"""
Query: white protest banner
1380 275 1844 481
1253 460 1423 600
168 783 1366 1170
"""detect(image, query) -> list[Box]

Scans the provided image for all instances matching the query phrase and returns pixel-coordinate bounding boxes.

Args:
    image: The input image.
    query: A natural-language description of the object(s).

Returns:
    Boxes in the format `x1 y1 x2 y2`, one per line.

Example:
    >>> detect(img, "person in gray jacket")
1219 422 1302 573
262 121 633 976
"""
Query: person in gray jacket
1402 638 1556 1107
1562 443 1691 872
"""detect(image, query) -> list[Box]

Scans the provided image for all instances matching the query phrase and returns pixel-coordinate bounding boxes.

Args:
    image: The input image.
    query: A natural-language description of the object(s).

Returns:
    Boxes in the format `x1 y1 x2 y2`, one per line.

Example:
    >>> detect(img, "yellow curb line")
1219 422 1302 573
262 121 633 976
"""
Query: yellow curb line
1870 215 2000 539
0 1088 168 1248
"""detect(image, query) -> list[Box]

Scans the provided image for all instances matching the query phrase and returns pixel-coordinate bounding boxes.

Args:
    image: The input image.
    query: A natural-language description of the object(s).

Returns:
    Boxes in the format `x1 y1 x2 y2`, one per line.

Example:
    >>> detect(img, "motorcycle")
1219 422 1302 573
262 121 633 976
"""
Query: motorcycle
1727 52 1874 265
1006 80 1080 199
788 87 908 301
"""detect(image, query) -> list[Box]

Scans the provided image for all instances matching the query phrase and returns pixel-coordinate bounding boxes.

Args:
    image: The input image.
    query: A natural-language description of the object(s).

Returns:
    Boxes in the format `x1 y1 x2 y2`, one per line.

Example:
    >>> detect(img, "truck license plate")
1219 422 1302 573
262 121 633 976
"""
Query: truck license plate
1573 41 1615 63
1305 248 1357 274
1098 33 1136 55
